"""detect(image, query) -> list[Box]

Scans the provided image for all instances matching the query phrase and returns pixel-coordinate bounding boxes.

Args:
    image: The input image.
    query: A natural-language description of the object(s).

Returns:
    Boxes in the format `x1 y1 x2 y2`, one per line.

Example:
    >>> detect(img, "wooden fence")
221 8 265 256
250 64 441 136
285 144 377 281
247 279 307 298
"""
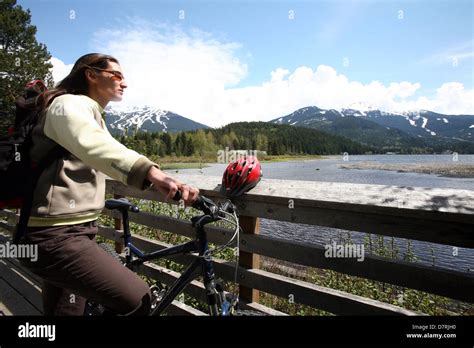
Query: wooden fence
1 174 473 315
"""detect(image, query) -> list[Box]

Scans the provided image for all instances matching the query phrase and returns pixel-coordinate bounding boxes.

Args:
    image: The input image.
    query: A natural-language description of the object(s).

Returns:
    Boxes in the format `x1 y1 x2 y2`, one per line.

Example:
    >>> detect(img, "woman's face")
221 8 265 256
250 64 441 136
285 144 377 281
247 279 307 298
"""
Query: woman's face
86 61 128 104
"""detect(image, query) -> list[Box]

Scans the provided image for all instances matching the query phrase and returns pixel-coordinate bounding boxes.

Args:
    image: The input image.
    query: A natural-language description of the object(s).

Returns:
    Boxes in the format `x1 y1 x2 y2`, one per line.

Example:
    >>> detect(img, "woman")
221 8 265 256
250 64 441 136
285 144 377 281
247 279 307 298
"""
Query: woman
19 53 199 315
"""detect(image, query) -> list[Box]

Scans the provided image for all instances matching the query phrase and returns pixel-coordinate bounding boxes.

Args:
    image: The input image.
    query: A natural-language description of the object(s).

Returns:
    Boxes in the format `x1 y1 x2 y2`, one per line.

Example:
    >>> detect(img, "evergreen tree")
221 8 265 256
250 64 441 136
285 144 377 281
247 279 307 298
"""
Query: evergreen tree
161 132 172 155
174 134 182 156
204 131 214 152
185 136 195 156
158 140 166 157
0 0 54 134
181 132 187 152
255 133 268 152
193 129 207 156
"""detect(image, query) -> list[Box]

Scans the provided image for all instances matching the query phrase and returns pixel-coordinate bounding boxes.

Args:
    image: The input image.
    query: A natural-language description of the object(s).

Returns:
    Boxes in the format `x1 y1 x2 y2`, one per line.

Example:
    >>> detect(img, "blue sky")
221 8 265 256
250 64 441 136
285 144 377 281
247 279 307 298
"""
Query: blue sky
18 0 474 125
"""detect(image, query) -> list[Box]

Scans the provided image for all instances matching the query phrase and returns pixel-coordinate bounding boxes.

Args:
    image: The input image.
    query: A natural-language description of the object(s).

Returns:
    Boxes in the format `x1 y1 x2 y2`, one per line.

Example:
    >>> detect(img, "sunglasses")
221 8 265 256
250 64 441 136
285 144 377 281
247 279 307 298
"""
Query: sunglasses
85 65 125 82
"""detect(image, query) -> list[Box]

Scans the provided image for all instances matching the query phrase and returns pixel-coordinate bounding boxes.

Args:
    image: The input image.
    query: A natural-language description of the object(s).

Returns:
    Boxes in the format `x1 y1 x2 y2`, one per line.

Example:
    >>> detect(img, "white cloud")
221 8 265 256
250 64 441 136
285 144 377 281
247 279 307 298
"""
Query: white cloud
90 20 247 123
423 82 474 114
50 22 474 127
49 57 74 85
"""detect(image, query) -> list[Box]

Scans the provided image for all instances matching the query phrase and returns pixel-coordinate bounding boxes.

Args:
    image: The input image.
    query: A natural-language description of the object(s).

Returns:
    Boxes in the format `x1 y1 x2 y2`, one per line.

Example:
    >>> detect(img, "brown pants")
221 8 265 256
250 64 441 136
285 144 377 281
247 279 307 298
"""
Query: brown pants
19 220 151 316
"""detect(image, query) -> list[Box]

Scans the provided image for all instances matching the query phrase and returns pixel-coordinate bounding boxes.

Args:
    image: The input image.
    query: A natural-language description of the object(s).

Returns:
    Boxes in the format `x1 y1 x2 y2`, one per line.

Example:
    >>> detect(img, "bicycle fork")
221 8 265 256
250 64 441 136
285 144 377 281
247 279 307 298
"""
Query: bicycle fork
149 220 222 316
197 222 221 316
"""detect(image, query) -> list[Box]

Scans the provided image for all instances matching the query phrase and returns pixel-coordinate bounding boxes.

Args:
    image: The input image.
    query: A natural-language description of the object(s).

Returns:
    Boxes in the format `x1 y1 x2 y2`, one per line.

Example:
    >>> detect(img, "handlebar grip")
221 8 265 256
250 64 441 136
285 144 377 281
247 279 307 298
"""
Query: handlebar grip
173 190 201 209
105 198 140 213
172 190 213 214
172 190 182 201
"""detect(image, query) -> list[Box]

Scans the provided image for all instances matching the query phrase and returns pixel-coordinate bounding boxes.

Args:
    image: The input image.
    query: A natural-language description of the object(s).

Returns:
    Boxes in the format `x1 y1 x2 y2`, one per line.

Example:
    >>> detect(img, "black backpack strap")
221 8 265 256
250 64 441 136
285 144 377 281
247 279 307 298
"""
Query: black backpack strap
13 146 68 244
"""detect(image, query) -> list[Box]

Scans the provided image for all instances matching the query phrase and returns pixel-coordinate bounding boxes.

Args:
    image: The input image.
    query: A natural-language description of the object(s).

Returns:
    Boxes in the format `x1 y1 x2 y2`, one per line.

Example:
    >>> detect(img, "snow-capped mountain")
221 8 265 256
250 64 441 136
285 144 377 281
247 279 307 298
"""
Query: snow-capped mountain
104 106 209 135
362 109 474 142
271 106 474 148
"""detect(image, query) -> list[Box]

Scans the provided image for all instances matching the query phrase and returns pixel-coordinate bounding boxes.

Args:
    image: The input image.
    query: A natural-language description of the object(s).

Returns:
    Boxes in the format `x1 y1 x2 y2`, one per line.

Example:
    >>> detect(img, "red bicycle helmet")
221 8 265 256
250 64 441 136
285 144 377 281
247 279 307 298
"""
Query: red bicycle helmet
221 156 262 198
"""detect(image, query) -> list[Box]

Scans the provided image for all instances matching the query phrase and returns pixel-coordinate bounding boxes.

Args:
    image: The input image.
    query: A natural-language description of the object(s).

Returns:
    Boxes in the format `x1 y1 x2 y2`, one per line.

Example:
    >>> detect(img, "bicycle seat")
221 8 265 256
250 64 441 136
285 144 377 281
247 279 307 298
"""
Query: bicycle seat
105 198 140 212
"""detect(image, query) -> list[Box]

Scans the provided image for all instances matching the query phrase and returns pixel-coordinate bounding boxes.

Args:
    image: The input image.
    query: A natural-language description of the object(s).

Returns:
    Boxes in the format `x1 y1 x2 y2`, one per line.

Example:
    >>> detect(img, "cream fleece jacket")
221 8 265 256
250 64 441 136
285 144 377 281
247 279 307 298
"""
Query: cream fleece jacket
28 94 158 226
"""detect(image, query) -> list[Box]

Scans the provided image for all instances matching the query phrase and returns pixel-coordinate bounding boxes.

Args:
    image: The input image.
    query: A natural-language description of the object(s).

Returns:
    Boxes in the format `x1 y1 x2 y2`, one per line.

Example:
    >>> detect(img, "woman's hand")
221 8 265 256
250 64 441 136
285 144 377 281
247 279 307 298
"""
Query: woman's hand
145 166 199 206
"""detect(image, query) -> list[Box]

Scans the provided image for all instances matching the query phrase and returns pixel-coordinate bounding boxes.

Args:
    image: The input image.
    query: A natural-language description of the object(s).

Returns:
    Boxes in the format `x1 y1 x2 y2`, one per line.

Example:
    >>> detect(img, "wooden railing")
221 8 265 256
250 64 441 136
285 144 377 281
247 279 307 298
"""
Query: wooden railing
1 175 473 315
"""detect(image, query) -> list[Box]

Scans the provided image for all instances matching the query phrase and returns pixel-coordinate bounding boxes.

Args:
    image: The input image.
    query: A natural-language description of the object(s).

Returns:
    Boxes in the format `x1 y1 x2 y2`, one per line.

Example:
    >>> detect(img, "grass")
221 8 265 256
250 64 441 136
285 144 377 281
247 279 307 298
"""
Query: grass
259 154 325 162
159 162 210 170
142 153 326 171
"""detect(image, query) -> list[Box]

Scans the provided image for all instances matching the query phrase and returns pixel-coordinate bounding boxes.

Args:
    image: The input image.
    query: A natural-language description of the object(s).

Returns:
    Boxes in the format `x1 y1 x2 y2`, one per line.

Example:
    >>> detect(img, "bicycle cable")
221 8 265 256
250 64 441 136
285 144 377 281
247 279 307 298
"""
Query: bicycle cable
220 210 241 300
198 209 241 307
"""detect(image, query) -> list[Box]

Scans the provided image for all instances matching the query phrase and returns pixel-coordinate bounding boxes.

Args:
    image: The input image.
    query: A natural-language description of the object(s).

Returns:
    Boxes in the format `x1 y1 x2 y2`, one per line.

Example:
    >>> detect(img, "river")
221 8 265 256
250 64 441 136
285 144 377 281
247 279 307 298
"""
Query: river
180 155 474 273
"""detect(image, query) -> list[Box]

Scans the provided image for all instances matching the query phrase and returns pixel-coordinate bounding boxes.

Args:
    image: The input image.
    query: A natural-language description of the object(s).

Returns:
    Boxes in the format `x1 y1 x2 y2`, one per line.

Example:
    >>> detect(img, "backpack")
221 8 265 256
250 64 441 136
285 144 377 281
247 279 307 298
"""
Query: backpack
0 80 67 243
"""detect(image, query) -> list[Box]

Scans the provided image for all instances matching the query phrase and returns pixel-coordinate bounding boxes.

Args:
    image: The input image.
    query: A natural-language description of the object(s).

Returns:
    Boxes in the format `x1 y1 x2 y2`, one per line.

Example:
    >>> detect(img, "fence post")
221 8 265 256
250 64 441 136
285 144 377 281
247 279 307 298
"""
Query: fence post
113 194 125 254
238 215 260 304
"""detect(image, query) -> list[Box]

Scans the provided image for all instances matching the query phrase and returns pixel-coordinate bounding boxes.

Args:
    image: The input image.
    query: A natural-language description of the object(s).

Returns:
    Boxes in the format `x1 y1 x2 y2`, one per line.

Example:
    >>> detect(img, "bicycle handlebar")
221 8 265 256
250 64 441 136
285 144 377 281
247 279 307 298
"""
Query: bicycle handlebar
105 198 140 212
105 191 235 217
172 190 234 216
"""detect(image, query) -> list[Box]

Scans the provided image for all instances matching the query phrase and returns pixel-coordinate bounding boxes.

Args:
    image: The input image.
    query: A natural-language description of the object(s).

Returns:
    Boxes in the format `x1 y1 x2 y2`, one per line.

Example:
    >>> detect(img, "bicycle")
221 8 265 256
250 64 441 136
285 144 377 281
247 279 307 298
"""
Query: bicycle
84 192 263 316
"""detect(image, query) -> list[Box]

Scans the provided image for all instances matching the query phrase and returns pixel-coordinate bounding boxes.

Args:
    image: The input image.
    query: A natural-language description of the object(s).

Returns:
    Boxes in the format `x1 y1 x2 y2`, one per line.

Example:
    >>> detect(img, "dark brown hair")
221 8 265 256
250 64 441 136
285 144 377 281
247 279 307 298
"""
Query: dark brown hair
38 53 119 111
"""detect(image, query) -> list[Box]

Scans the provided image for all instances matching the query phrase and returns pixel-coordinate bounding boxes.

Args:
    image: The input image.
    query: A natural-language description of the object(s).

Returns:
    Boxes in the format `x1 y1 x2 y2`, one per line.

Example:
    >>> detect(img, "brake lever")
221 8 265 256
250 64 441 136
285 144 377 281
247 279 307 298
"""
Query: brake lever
220 200 236 215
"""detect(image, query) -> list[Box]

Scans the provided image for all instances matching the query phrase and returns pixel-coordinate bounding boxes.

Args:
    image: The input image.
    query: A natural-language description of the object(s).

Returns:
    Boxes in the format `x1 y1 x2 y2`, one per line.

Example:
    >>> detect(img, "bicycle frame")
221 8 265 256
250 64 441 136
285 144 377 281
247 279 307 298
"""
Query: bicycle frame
119 209 222 316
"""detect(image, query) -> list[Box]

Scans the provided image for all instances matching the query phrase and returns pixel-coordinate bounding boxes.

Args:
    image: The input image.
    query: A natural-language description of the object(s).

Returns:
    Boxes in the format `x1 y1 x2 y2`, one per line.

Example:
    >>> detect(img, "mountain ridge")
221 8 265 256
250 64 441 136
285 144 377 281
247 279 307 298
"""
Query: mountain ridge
270 106 474 152
105 105 210 135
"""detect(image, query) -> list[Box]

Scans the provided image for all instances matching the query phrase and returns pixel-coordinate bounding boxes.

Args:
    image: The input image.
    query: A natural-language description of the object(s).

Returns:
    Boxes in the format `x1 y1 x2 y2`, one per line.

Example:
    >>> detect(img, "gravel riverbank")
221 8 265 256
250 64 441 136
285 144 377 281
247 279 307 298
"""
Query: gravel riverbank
339 162 474 178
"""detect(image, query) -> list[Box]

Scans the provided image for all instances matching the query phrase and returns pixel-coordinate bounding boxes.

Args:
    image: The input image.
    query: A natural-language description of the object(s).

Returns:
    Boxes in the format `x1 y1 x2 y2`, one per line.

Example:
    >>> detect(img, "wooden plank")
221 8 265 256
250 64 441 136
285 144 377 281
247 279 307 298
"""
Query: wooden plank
101 208 234 246
0 260 43 312
106 175 474 217
165 300 207 316
96 228 421 315
236 200 474 248
113 194 125 254
103 201 473 249
240 234 474 303
2 172 468 316
0 298 13 315
104 178 474 247
3 258 43 289
5 174 474 246
113 174 473 220
240 301 288 316
0 220 15 233
0 233 44 315
215 266 421 316
97 209 474 303
5 208 470 302
0 278 41 315
238 216 260 303
3 222 423 316
156 175 474 217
